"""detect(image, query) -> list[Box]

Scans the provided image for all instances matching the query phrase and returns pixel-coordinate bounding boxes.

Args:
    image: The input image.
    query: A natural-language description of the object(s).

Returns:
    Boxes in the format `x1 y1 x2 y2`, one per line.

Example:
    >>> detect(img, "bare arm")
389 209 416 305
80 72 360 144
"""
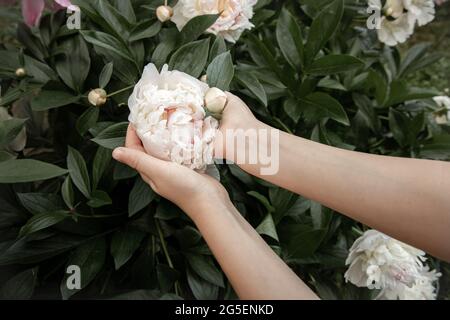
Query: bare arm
186 196 318 300
219 93 450 262
113 125 318 299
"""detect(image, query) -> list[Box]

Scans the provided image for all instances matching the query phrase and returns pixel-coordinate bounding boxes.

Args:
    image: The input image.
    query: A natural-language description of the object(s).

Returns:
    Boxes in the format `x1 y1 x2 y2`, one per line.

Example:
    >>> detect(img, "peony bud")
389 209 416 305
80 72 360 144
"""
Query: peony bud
88 88 107 107
385 7 394 17
15 68 26 78
200 74 208 83
156 5 173 22
205 87 227 114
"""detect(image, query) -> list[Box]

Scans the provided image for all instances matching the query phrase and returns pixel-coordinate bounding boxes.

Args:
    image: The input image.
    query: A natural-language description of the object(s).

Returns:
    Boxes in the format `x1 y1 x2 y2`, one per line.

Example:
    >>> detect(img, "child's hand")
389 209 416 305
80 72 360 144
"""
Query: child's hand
113 125 230 217
213 92 260 160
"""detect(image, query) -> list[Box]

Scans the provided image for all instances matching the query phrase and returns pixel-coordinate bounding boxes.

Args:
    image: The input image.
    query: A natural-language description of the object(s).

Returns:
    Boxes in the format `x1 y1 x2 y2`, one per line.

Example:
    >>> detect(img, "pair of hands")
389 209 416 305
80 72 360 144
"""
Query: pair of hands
112 92 257 217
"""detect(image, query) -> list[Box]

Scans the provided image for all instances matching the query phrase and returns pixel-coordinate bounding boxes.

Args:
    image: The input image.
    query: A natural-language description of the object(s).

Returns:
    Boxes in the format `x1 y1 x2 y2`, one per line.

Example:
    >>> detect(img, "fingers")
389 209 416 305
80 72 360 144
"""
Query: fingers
112 146 167 179
125 124 145 152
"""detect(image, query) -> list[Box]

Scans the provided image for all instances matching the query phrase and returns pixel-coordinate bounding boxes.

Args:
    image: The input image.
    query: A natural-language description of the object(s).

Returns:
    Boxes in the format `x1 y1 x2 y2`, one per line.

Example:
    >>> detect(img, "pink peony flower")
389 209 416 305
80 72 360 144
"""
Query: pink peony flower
20 0 73 27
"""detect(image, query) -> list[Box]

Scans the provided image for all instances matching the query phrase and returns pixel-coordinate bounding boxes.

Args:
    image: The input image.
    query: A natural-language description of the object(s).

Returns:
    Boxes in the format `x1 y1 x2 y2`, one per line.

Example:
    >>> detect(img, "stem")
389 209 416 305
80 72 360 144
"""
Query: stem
155 218 181 296
164 0 168 6
107 84 135 98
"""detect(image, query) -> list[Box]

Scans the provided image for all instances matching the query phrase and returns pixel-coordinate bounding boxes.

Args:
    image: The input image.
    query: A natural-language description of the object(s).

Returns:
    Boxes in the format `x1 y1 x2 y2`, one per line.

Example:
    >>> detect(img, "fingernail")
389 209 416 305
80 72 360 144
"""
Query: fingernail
112 147 124 160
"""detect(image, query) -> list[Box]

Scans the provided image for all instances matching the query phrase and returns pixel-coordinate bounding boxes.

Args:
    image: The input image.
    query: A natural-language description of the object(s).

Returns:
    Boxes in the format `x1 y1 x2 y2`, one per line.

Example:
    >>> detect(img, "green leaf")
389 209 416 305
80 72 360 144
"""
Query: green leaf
157 264 180 293
269 187 298 224
306 55 364 75
300 92 349 126
0 233 85 266
310 201 332 229
397 43 439 78
304 0 344 65
62 176 75 209
99 62 114 88
87 190 112 208
279 223 327 259
180 14 219 44
169 39 210 78
0 267 38 300
151 30 177 69
113 162 138 180
60 237 106 300
186 254 224 287
93 0 131 42
247 191 275 213
67 146 91 198
186 267 219 300
386 80 439 106
91 122 128 149
110 227 145 270
235 71 267 106
54 35 91 93
111 0 136 23
92 146 111 189
130 20 161 42
0 151 16 162
276 7 304 70
19 211 68 237
353 93 380 133
80 30 134 63
256 214 279 241
0 118 27 148
128 177 156 217
368 69 388 106
209 36 226 61
76 107 99 136
0 159 68 183
17 193 63 215
206 51 234 91
420 135 450 160
31 90 80 111
283 98 302 123
155 201 183 221
389 108 412 147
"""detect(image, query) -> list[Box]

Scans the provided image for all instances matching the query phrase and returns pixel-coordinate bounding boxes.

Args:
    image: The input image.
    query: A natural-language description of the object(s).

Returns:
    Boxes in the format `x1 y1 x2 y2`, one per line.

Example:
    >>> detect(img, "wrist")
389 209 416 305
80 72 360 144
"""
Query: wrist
182 193 237 224
219 119 272 163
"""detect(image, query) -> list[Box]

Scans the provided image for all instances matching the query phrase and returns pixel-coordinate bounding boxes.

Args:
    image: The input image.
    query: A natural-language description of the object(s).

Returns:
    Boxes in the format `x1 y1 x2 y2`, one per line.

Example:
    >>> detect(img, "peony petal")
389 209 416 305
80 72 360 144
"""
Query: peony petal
22 0 45 27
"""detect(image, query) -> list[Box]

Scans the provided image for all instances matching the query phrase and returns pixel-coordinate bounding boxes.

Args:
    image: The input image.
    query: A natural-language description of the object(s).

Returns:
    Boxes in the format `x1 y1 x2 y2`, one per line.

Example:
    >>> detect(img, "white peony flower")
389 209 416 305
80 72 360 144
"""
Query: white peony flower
345 230 441 300
368 0 435 46
369 0 414 46
345 230 427 290
171 0 258 43
405 0 435 26
128 63 219 171
433 96 450 124
377 267 441 300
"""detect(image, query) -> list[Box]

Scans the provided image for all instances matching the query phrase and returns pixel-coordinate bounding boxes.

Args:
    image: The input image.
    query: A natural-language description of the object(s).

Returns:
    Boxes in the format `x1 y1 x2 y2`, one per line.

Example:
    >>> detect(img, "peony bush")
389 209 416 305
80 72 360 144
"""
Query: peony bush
0 0 449 300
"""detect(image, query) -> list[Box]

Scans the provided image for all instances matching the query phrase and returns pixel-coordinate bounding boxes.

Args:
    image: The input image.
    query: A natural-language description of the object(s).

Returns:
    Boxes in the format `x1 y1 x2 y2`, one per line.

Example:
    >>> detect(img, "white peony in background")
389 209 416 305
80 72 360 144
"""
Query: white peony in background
171 0 258 43
433 96 450 124
345 230 441 300
128 64 218 171
368 0 436 46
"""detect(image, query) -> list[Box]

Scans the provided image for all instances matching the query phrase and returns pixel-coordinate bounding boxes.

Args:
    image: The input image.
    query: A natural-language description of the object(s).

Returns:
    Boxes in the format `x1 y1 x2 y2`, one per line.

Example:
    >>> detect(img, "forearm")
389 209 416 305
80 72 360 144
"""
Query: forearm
234 121 450 261
186 198 319 300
